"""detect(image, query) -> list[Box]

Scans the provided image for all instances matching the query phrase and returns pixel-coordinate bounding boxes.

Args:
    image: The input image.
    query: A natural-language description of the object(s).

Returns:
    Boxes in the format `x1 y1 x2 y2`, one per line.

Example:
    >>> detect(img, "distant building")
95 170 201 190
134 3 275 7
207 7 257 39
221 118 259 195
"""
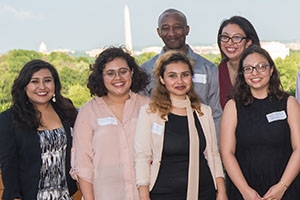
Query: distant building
39 41 76 55
140 46 161 54
140 42 290 60
261 41 289 59
39 41 48 54
52 49 75 54
286 42 300 51
124 4 133 51
85 48 103 58
191 44 219 55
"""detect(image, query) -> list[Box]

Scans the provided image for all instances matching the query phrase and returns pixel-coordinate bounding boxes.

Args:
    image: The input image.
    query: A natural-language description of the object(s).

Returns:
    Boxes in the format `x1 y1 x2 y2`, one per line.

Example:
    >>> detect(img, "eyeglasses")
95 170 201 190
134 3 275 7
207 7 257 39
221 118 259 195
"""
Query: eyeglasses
242 63 270 74
103 68 131 79
219 35 247 43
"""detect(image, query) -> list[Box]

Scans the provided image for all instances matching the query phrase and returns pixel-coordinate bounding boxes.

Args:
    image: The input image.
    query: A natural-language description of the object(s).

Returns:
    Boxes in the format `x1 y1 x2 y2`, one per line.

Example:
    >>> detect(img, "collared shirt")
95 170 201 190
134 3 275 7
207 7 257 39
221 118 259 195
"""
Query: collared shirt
141 45 222 140
71 92 149 200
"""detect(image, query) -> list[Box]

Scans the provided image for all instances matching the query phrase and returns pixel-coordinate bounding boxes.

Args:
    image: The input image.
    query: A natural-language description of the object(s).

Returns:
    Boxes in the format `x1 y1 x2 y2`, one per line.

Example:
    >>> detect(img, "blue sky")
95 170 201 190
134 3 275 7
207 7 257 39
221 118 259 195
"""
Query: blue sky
0 0 299 53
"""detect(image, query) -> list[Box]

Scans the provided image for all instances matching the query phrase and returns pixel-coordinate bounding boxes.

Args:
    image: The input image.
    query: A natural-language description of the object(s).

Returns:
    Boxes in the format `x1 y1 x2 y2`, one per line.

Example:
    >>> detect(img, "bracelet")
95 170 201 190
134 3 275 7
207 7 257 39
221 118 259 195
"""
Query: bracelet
279 181 289 189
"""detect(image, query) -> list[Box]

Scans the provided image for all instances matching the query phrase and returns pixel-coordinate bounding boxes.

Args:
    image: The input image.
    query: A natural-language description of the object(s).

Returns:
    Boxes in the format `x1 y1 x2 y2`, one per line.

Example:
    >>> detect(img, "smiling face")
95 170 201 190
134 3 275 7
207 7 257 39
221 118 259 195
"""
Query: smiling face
157 11 189 52
160 61 192 99
102 57 133 98
25 68 55 107
243 52 274 97
220 23 252 62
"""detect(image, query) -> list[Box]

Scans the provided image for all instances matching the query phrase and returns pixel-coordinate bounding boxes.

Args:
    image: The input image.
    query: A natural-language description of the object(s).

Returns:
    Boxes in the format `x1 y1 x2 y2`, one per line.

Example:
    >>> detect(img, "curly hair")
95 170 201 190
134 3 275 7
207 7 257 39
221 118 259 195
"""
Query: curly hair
231 44 287 105
217 16 260 61
87 46 150 97
11 59 78 130
149 50 202 119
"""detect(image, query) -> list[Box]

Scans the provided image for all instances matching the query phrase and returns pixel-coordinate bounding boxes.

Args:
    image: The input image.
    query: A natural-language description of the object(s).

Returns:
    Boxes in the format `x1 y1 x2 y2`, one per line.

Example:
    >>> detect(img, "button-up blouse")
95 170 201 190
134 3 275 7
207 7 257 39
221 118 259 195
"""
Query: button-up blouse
71 92 149 200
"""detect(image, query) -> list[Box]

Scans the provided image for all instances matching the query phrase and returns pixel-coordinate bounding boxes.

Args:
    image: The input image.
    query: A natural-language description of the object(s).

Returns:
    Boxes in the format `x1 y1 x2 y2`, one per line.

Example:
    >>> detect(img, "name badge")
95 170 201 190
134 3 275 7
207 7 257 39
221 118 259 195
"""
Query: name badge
97 117 118 126
70 127 74 137
152 123 164 136
193 73 207 84
266 111 287 123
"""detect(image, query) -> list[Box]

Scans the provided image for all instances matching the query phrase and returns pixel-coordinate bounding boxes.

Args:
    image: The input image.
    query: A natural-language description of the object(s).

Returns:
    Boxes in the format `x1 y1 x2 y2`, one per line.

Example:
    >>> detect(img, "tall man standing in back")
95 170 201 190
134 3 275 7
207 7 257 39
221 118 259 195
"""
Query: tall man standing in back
141 8 222 139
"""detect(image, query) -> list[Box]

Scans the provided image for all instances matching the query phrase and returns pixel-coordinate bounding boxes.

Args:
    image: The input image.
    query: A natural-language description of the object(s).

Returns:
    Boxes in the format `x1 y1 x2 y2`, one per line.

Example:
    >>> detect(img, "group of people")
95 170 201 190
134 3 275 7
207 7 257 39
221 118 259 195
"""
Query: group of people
0 7 299 200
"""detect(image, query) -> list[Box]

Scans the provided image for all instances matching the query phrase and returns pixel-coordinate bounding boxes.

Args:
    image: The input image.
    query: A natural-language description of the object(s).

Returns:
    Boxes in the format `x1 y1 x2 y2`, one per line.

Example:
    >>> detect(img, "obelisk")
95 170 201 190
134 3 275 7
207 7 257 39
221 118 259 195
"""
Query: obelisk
124 4 133 51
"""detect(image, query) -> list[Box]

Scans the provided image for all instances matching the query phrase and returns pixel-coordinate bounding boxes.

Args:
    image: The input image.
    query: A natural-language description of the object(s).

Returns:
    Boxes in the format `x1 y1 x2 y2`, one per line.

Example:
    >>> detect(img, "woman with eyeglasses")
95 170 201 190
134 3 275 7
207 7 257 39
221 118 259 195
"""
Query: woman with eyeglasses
220 45 300 200
217 16 260 109
70 47 150 199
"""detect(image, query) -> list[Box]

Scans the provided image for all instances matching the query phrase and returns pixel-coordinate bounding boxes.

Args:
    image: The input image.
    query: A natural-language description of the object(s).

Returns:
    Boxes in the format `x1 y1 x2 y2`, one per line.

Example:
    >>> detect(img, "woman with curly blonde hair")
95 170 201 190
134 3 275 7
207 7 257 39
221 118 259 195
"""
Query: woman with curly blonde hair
135 50 227 200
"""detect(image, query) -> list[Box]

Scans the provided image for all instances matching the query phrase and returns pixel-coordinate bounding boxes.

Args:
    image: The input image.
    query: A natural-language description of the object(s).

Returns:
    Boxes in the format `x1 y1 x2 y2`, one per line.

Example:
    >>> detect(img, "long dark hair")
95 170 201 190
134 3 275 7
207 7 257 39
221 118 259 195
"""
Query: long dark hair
11 59 77 129
232 45 287 105
217 16 260 61
87 46 150 97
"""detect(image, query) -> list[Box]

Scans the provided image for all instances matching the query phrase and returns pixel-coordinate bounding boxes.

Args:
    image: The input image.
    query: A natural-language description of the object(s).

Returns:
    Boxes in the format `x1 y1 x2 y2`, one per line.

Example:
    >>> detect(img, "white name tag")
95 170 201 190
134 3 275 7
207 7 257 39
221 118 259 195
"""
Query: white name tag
193 73 207 84
152 123 164 136
97 117 118 126
266 111 287 123
70 127 74 137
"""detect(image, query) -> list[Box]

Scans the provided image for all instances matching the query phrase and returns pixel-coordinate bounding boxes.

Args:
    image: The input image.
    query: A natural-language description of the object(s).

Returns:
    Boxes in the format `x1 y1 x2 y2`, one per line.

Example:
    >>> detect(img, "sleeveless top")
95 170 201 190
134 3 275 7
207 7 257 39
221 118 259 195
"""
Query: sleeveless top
37 127 71 200
227 95 300 199
150 112 215 200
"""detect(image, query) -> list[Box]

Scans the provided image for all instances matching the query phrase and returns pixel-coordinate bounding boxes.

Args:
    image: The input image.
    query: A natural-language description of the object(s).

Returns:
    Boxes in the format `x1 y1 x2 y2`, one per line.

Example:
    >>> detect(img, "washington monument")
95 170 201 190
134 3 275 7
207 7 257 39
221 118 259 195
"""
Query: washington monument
124 4 133 51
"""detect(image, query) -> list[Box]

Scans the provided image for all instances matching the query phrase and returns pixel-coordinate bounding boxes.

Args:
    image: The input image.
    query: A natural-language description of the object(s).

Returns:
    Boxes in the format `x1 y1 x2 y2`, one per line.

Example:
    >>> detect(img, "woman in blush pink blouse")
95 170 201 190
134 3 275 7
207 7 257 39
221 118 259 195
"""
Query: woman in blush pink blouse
70 47 150 200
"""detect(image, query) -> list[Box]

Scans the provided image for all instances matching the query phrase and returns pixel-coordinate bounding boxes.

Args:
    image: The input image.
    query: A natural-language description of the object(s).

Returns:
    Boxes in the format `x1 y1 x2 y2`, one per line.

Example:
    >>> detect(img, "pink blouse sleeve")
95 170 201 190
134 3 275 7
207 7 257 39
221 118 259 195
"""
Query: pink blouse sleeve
70 103 94 183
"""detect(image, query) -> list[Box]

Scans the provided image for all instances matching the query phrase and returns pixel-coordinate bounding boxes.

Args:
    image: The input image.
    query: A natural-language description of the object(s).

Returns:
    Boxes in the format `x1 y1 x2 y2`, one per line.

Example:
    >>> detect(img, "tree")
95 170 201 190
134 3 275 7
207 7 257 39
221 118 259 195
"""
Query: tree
276 51 300 95
0 49 299 112
67 84 91 109
135 52 157 65
3 50 43 73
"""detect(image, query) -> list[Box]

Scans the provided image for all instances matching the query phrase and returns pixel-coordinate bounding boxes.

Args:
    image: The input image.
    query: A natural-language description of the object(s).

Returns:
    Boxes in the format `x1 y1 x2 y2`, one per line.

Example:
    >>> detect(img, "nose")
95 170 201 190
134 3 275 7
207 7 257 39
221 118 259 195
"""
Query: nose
177 75 183 83
251 67 259 75
38 81 46 89
227 38 234 44
168 27 176 36
114 71 122 79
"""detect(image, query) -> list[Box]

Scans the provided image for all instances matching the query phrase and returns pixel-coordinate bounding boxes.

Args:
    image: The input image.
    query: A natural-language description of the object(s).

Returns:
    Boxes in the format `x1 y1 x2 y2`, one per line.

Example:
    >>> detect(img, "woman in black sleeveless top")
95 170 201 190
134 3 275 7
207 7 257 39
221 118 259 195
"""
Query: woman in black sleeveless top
220 45 300 200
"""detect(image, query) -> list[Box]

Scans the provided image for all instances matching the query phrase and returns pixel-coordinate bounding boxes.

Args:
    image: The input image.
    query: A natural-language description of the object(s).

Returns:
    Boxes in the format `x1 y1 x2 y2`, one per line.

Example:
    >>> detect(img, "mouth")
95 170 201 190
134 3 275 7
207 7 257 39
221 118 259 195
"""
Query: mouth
36 92 48 96
168 38 177 42
167 37 179 43
112 82 125 87
250 77 262 83
225 47 237 53
175 86 186 90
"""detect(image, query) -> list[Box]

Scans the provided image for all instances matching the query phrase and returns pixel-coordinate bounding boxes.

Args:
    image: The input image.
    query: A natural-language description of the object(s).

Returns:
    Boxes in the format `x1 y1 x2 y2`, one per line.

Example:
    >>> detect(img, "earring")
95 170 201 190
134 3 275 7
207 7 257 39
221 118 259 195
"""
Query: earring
52 93 56 102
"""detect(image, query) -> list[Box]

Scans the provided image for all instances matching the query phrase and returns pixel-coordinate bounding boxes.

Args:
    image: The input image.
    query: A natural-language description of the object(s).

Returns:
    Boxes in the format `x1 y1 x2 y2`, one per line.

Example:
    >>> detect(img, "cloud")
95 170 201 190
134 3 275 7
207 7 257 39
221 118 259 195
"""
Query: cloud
1 4 44 21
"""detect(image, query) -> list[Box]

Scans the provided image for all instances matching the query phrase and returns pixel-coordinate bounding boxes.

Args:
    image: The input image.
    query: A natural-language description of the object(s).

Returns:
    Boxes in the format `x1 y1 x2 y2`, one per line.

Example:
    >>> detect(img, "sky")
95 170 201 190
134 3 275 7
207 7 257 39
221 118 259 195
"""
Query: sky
0 0 300 54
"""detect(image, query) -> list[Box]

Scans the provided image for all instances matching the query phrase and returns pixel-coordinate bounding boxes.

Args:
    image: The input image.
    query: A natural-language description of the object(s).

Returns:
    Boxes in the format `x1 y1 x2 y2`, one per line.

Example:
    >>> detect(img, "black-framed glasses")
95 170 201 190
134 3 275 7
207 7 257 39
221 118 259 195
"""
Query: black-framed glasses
242 63 270 74
103 68 131 80
219 35 247 43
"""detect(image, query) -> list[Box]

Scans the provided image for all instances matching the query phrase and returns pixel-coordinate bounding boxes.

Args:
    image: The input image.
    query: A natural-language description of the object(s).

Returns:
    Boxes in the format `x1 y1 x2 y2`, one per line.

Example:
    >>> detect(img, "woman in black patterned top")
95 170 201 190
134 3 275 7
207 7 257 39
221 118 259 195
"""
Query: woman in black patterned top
220 45 300 200
0 60 78 199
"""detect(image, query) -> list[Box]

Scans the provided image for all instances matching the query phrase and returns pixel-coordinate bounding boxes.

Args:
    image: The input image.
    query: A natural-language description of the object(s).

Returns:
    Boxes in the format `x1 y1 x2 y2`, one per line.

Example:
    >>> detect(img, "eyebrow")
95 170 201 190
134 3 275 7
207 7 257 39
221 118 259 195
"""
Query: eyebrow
31 76 53 79
104 67 130 71
166 70 190 74
221 32 244 36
